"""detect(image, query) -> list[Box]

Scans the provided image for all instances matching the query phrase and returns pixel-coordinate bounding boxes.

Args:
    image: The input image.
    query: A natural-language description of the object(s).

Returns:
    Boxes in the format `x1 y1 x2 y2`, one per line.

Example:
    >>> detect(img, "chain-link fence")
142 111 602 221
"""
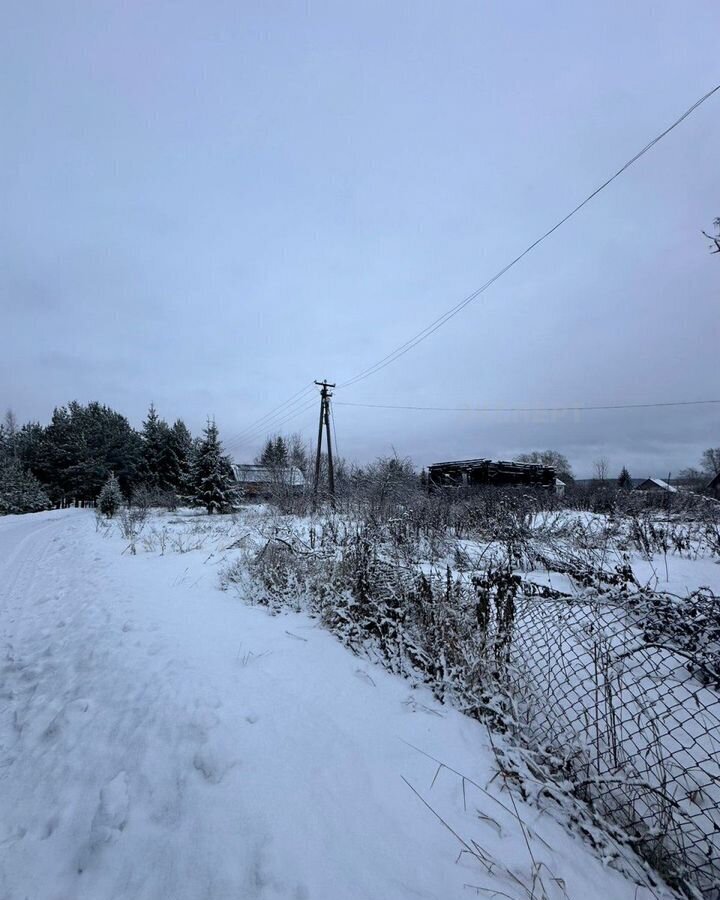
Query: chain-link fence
222 505 720 897
507 590 720 899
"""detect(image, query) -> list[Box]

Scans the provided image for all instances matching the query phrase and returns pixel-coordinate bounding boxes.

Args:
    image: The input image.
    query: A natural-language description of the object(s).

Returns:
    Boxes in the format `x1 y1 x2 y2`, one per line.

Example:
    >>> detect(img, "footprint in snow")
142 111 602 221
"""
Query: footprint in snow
40 814 59 840
78 771 130 871
192 738 239 785
42 698 92 740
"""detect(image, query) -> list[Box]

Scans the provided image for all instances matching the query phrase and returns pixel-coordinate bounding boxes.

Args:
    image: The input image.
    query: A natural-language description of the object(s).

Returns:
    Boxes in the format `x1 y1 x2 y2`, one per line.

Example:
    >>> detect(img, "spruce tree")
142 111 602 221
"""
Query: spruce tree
98 473 123 517
140 403 176 492
167 419 194 496
617 467 633 490
192 420 236 514
273 436 288 467
0 459 51 514
258 437 275 467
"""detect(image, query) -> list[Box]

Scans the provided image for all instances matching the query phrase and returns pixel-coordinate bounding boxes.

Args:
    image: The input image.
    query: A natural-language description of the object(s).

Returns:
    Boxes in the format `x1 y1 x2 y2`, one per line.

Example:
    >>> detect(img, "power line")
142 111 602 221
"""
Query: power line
224 385 318 452
225 382 316 446
224 396 318 453
335 399 720 413
337 83 720 390
330 401 340 461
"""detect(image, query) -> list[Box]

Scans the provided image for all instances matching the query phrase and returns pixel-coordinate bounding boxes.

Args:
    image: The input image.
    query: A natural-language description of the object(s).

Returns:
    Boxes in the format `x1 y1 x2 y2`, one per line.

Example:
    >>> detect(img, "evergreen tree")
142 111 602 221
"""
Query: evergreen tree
98 473 123 517
14 422 46 477
0 459 51 514
617 466 633 490
192 420 236 514
273 436 288 467
139 403 176 492
43 402 142 504
258 435 290 469
258 437 275 467
140 403 164 488
166 419 194 496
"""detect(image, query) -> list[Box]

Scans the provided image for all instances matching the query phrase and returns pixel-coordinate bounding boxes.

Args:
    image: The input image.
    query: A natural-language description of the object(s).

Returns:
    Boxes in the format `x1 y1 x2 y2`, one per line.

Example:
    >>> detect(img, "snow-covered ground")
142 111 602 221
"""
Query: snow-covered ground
0 509 678 900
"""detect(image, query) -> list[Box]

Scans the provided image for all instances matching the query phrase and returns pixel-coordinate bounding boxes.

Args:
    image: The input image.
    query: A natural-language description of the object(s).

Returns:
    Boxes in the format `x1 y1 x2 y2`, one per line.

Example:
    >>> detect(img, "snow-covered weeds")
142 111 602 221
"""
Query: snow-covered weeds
217 493 720 899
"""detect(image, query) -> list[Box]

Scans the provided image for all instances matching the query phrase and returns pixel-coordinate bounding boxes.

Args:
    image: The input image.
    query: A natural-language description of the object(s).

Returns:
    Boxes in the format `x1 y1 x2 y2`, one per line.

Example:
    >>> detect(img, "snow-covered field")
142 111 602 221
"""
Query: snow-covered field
0 508 680 900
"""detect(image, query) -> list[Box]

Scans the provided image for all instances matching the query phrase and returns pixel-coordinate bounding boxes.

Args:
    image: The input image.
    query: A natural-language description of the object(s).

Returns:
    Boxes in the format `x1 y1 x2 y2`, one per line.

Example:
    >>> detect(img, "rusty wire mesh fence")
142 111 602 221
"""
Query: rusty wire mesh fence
504 590 720 899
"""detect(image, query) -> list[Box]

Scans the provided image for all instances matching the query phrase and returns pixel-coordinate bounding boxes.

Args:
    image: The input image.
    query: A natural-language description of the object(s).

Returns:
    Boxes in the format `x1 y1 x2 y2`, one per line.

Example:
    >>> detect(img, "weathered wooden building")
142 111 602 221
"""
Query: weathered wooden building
428 458 556 491
231 464 305 499
634 477 677 494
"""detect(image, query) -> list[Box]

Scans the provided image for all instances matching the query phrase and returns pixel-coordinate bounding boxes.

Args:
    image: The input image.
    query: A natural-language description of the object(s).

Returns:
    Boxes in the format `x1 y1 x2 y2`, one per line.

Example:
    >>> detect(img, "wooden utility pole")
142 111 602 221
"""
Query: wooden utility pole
313 380 336 505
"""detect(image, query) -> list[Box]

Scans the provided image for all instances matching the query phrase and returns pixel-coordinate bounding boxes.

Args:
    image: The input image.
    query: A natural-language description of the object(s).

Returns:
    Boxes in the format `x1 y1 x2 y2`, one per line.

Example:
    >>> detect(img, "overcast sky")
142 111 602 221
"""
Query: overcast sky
2 1 718 477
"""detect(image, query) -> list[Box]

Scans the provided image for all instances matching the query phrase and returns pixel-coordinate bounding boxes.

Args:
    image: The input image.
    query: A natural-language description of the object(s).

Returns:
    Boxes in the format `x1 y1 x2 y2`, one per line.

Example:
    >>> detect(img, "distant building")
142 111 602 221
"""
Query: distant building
428 458 557 491
231 464 305 498
634 477 677 494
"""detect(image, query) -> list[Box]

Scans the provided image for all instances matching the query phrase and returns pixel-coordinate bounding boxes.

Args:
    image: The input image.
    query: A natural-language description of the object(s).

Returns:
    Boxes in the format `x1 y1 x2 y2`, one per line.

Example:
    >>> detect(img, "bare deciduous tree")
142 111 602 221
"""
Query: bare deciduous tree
514 450 573 481
593 457 609 482
701 447 720 477
702 217 720 254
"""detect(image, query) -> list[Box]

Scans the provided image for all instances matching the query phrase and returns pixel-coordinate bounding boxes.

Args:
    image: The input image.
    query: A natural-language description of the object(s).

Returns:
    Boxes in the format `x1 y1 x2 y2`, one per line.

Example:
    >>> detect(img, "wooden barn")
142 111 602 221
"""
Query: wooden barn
231 464 305 499
428 458 557 491
634 477 677 494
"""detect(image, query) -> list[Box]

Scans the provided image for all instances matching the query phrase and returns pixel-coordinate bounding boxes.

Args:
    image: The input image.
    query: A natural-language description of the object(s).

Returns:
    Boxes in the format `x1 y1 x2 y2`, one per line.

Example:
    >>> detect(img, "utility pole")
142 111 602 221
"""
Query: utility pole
313 380 336 505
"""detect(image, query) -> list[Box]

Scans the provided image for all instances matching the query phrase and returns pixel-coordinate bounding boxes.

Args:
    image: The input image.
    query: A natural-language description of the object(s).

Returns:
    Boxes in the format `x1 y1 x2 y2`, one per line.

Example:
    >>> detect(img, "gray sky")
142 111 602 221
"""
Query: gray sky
2 1 718 477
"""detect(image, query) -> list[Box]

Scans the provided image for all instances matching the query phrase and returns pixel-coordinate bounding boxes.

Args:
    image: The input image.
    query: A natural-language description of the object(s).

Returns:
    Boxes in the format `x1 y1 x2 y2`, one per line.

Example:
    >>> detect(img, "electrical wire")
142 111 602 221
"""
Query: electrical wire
222 85 720 459
223 386 318 454
224 396 319 454
334 399 720 413
337 83 720 390
330 400 340 461
224 382 316 446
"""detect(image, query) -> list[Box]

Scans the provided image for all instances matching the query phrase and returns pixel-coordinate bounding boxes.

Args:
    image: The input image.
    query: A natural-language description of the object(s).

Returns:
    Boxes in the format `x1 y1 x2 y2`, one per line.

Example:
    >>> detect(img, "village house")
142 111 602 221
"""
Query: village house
231 464 305 499
634 477 678 494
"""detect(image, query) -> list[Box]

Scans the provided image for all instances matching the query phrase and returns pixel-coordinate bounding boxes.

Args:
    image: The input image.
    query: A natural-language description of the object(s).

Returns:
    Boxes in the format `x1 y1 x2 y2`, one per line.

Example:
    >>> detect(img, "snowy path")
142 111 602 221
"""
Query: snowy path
0 510 665 900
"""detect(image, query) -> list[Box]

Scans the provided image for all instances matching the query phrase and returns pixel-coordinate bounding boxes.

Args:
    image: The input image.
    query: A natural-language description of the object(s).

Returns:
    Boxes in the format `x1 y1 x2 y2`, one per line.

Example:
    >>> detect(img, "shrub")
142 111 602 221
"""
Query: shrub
98 474 123 518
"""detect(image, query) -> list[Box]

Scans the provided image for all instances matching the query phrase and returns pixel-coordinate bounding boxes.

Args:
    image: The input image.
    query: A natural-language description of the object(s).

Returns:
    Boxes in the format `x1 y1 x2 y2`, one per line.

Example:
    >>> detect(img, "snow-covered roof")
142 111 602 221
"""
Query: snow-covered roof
636 477 677 493
231 464 305 486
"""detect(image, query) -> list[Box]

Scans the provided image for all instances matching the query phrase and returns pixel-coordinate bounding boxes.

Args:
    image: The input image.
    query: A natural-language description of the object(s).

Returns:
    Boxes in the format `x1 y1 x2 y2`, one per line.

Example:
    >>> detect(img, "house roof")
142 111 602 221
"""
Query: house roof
707 471 720 490
429 458 552 472
428 458 491 469
635 477 677 493
231 464 305 486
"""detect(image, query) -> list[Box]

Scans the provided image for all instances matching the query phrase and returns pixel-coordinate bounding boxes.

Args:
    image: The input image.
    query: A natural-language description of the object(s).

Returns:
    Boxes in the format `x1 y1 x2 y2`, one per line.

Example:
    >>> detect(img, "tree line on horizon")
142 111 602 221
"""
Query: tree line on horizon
0 402 239 515
1 401 718 516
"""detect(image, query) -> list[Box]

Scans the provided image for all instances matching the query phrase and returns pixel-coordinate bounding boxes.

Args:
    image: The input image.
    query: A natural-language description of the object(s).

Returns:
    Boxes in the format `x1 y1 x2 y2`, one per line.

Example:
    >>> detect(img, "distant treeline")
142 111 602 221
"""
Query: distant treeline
0 402 235 514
